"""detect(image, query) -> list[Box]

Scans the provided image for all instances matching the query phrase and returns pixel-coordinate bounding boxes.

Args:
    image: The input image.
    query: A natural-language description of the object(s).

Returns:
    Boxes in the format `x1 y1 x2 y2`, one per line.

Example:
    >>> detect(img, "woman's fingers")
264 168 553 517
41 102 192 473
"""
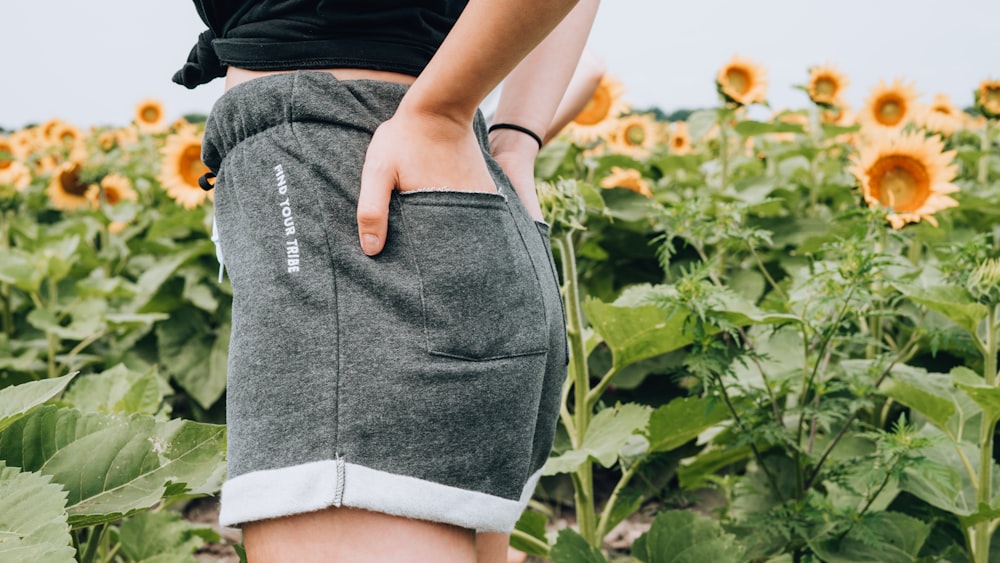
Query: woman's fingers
357 130 394 256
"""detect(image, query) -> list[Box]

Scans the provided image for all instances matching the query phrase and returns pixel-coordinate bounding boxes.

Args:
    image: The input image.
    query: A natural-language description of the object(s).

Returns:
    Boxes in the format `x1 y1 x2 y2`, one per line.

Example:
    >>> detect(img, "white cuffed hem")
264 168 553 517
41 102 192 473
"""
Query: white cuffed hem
218 459 542 533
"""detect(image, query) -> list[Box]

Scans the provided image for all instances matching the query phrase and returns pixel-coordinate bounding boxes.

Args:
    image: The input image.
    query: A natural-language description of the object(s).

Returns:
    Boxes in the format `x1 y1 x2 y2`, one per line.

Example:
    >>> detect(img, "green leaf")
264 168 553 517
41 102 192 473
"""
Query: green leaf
510 510 549 557
0 373 76 433
0 406 226 527
0 462 75 563
808 512 930 563
646 396 729 453
901 425 981 517
0 248 44 293
882 371 956 437
894 283 989 336
156 312 228 409
542 403 651 475
583 288 698 370
710 292 800 327
549 528 606 563
678 446 753 489
733 120 805 137
118 510 217 563
131 241 214 312
953 367 1000 423
685 110 717 141
62 364 164 415
632 509 743 563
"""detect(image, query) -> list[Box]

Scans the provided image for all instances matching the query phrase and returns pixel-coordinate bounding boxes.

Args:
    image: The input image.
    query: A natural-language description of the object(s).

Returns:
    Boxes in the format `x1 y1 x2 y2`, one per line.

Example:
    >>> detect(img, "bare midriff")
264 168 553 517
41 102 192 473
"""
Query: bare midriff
225 67 417 92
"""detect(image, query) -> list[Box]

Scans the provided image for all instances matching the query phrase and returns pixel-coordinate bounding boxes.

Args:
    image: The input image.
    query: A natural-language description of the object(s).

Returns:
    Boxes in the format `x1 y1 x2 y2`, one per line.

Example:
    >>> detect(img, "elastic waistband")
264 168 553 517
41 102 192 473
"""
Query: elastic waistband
201 71 410 173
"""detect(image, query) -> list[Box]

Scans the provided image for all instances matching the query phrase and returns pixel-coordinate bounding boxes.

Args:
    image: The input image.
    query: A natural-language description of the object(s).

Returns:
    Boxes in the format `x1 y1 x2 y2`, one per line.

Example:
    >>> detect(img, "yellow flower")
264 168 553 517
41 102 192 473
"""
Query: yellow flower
48 122 84 146
716 55 768 106
0 136 24 172
918 94 964 136
564 74 630 143
860 79 918 131
976 79 1000 118
668 121 692 155
87 174 137 208
599 166 652 197
848 131 959 229
806 63 849 107
7 129 39 156
116 126 140 148
134 98 168 133
158 128 212 209
607 113 662 158
0 161 31 190
47 161 91 211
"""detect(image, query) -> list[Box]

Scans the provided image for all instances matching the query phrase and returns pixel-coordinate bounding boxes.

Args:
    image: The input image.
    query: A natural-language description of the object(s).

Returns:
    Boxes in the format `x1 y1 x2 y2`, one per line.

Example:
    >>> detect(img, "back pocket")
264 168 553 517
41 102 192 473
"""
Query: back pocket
398 190 548 361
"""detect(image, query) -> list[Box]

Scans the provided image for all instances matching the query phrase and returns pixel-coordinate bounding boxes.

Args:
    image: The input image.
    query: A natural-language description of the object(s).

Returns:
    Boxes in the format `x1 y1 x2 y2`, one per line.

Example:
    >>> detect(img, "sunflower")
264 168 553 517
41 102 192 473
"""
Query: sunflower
806 63 849 107
848 131 959 229
134 98 168 133
158 128 212 209
976 79 1000 118
860 79 919 131
0 136 23 172
668 121 692 155
716 55 768 106
7 129 39 156
48 122 84 147
599 166 652 197
115 126 140 148
47 161 91 211
0 161 31 190
87 174 137 208
918 94 964 136
563 74 630 143
607 113 662 158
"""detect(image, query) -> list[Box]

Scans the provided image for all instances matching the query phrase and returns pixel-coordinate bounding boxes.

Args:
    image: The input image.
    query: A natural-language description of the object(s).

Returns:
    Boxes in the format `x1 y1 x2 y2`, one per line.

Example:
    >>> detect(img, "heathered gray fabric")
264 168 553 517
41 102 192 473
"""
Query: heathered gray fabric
202 71 567 529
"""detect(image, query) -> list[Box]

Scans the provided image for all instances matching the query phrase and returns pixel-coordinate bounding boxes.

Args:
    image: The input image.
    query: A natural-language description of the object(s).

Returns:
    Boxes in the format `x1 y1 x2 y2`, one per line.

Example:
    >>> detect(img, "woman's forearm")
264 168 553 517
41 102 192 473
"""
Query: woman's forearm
399 0 582 124
491 0 601 140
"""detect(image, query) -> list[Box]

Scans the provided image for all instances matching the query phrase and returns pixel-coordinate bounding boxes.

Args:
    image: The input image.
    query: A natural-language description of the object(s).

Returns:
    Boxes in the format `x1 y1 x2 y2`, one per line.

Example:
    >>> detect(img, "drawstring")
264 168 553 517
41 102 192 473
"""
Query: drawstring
199 172 216 191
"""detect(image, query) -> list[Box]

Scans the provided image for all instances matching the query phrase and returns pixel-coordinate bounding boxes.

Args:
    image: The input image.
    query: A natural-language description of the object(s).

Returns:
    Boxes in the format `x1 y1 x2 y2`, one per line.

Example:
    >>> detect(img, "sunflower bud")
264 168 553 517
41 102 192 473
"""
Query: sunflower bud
975 80 1000 119
967 257 1000 304
537 179 586 236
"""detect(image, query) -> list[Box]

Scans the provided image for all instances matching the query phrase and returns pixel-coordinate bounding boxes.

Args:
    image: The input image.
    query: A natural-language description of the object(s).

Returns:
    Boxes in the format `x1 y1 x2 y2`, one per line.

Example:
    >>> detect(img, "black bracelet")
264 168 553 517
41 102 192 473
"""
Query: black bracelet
488 122 543 150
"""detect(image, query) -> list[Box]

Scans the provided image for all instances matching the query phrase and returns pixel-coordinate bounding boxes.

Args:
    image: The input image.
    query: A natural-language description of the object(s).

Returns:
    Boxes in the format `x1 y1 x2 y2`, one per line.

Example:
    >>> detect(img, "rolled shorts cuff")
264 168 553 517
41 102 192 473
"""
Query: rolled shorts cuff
218 459 543 533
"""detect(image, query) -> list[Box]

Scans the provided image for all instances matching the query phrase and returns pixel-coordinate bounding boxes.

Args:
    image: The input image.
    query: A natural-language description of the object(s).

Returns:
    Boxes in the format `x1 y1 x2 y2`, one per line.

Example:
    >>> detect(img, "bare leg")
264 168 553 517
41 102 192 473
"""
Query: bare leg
476 532 516 563
243 506 476 563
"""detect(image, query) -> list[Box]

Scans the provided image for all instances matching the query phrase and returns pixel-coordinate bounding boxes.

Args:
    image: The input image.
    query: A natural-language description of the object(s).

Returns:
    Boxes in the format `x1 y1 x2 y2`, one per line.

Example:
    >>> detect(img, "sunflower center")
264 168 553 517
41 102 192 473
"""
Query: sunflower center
574 87 612 126
725 68 751 95
58 164 89 197
624 124 645 146
985 87 1000 107
868 155 930 212
141 106 161 123
932 104 953 116
875 95 906 126
814 77 837 97
178 144 209 188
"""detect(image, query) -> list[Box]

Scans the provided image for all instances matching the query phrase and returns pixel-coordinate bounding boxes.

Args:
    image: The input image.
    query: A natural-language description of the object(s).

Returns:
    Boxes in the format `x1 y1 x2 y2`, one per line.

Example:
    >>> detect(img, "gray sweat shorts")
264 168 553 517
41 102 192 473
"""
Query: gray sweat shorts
201 71 567 533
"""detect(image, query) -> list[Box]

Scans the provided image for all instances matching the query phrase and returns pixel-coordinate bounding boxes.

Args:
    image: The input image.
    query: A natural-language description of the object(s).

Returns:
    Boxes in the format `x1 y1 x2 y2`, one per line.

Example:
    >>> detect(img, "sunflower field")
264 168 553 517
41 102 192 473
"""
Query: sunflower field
1 59 999 562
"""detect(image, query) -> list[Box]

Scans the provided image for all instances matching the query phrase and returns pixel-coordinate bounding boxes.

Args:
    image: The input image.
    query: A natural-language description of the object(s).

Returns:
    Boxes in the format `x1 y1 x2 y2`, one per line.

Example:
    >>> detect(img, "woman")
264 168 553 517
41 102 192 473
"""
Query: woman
175 1 599 560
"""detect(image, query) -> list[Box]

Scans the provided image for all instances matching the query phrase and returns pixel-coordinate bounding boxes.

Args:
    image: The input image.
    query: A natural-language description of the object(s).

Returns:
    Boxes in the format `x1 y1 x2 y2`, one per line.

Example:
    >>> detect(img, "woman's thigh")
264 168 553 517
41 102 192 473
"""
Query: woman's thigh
242 506 476 562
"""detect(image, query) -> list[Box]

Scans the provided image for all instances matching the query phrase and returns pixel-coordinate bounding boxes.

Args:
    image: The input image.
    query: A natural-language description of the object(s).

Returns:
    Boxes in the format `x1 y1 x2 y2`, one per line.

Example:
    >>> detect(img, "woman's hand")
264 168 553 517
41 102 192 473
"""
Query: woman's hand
489 128 544 222
357 110 496 256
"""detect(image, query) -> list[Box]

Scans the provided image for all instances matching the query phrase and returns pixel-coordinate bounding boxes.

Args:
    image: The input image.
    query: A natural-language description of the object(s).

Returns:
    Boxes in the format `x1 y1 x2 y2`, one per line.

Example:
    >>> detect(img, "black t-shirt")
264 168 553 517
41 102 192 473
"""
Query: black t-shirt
174 0 468 89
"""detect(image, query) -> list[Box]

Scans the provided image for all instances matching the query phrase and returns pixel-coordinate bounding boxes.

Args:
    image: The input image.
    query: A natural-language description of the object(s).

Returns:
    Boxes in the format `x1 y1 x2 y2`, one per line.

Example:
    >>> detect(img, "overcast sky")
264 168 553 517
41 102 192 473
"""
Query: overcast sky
2 1 997 130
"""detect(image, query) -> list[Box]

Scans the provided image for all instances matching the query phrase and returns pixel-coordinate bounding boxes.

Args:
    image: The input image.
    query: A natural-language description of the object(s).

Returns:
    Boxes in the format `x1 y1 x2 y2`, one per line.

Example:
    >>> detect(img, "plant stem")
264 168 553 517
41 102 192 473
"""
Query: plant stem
586 366 618 409
972 307 997 563
979 121 991 186
804 330 921 490
46 277 59 379
0 211 12 338
718 111 730 191
511 528 550 557
595 461 641 540
557 231 598 547
713 372 784 501
78 523 106 563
